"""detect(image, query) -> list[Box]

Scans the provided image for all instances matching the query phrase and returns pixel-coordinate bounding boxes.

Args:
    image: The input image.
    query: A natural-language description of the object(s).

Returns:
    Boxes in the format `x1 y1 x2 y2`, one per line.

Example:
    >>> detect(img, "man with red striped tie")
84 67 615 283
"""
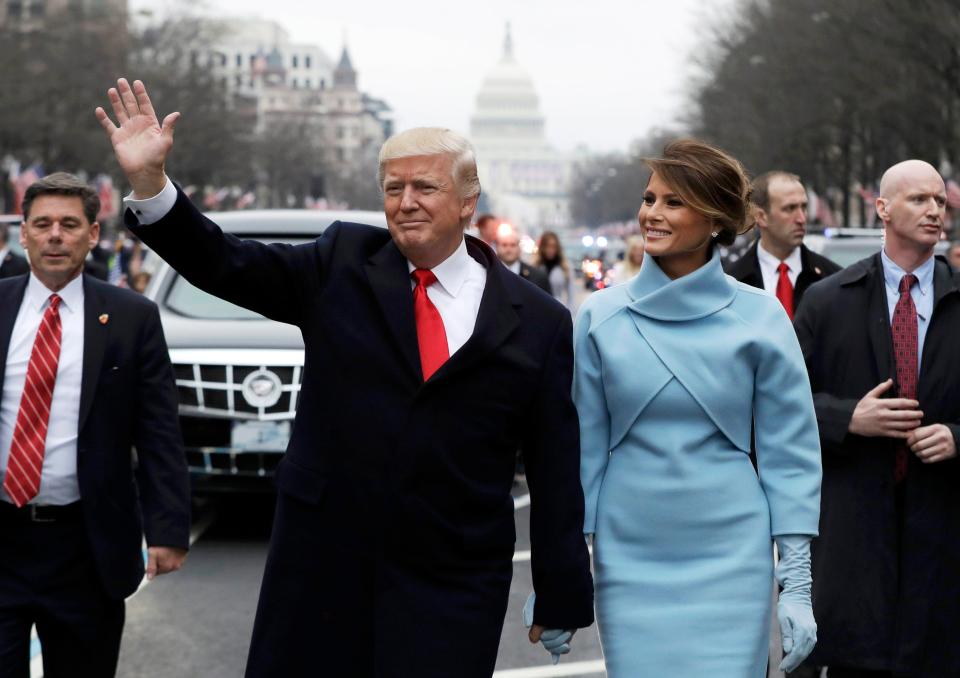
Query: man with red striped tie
794 160 960 677
0 173 190 677
725 171 841 319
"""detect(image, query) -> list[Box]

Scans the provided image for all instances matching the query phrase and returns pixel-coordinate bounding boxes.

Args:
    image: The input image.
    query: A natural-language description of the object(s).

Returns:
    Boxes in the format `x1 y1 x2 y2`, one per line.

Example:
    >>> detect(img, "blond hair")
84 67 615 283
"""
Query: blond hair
377 127 481 199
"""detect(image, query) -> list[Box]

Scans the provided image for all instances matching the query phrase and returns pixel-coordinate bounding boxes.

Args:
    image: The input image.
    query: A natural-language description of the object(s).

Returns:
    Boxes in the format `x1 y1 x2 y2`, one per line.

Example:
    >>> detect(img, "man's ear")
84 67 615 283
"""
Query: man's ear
875 197 889 222
754 207 769 230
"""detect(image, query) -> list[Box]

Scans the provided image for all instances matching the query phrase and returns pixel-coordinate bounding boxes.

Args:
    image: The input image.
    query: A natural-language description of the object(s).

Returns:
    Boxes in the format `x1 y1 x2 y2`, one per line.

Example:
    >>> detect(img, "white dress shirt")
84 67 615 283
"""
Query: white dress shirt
504 260 521 275
756 241 802 295
407 239 486 356
0 273 85 505
125 177 488 357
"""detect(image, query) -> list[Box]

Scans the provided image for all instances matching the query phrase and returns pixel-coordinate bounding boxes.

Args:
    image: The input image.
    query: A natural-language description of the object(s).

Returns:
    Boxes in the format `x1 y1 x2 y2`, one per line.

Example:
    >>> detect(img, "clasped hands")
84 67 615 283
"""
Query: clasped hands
849 379 956 462
522 592 575 665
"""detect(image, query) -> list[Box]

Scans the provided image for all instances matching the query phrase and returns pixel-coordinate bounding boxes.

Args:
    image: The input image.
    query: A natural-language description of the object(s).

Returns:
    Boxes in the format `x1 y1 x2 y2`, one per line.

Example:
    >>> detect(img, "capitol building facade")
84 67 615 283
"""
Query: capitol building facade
470 26 574 232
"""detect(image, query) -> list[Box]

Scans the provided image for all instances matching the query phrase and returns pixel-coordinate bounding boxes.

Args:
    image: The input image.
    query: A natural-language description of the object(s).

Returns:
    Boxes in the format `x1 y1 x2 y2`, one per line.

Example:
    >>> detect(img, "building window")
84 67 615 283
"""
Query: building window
305 55 312 68
319 79 325 90
292 55 298 68
235 75 242 87
236 53 242 67
7 1 22 19
305 78 311 89
292 78 298 88
250 54 256 66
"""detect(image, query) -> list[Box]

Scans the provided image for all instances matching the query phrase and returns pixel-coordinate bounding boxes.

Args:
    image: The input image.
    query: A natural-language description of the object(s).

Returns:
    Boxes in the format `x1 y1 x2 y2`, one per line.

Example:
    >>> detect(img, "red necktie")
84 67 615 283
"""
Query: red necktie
776 262 794 320
891 274 918 483
411 269 449 381
4 294 62 507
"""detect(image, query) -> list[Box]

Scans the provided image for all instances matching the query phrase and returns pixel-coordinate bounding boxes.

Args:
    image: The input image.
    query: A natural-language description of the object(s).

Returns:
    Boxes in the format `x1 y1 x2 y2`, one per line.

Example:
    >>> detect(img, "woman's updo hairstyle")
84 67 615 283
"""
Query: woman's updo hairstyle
644 139 755 247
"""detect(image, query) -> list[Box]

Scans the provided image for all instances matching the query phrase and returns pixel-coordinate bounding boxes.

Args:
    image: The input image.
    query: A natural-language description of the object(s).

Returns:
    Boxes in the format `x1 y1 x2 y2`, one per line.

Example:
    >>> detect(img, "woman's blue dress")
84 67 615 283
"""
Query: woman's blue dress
574 250 821 677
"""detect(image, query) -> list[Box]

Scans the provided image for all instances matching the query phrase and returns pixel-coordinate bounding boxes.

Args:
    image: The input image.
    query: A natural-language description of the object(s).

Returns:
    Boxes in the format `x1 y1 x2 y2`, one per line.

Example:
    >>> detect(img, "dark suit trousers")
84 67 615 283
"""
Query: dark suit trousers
0 504 124 678
245 491 513 678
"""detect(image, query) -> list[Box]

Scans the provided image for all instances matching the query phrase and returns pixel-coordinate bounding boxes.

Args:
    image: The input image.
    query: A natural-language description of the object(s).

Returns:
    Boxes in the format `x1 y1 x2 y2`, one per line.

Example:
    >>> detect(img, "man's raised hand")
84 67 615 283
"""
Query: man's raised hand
95 78 178 199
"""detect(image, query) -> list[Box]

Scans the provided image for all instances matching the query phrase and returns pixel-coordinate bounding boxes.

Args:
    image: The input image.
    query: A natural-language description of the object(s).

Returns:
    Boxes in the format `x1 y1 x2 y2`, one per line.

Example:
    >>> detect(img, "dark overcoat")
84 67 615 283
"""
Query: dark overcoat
794 252 960 675
724 240 842 311
128 187 594 678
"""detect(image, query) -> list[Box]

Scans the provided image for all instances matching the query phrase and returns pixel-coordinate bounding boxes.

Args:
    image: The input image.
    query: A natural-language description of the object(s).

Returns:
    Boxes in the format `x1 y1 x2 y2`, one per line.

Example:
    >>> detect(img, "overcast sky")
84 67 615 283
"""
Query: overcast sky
134 0 735 154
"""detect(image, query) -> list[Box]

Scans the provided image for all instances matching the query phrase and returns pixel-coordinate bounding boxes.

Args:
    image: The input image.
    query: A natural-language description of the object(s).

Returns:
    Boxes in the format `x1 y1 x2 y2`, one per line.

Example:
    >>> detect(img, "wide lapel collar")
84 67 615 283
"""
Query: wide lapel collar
0 276 29 396
919 256 960 402
363 239 422 383
795 245 820 297
624 252 751 452
429 236 520 385
626 248 737 321
931 255 960 310
743 242 764 288
862 253 895 384
79 275 110 431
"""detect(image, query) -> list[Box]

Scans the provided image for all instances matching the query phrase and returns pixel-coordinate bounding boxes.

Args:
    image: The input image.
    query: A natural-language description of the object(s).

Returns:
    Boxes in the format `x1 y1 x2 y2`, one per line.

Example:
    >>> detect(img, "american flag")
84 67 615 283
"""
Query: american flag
10 163 43 215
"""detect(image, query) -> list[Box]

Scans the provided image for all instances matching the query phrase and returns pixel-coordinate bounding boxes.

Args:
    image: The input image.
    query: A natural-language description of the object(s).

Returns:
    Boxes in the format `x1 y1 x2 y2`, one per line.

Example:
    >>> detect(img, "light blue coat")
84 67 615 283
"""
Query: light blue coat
574 250 821 677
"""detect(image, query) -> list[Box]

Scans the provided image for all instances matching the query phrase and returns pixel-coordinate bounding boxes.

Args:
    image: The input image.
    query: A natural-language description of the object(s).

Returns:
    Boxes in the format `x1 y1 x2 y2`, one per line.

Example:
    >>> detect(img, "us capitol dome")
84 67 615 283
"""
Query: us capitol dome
470 24 573 231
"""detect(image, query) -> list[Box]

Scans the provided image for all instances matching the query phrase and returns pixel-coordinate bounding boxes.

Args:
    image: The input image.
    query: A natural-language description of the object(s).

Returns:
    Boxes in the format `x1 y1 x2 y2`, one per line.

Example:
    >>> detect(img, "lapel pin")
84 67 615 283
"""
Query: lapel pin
99 314 109 325
814 267 822 275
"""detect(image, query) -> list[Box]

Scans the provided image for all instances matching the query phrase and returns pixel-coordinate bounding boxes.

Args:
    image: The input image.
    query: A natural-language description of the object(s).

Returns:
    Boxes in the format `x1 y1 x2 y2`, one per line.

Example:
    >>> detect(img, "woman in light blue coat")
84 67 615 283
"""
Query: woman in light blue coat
574 140 822 677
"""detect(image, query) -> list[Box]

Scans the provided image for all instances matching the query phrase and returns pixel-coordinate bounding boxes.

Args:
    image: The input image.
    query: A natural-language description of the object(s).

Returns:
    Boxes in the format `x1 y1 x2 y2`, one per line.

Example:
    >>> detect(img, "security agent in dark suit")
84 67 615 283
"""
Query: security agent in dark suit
98 78 593 677
795 160 960 678
0 173 190 678
0 223 29 279
496 225 552 294
725 171 841 318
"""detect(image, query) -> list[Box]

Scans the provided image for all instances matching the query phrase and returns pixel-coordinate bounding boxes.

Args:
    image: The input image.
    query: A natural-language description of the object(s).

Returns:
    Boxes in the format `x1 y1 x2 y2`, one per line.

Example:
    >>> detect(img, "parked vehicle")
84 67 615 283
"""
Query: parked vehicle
805 228 948 268
143 209 387 493
1 216 23 257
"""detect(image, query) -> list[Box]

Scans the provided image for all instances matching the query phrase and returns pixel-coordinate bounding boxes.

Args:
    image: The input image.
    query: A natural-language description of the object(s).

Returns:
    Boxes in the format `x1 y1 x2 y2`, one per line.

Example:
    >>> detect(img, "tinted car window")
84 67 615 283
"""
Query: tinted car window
165 276 263 320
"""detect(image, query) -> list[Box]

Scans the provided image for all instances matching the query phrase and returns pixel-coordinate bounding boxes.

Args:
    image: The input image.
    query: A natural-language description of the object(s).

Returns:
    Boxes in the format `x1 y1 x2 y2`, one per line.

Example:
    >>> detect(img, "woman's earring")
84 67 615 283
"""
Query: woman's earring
711 231 719 238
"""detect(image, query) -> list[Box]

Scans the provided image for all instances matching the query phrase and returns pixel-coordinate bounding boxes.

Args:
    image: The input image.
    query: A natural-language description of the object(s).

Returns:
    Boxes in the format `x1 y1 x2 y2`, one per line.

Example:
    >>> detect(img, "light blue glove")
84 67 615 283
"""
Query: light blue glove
775 534 817 674
522 592 576 665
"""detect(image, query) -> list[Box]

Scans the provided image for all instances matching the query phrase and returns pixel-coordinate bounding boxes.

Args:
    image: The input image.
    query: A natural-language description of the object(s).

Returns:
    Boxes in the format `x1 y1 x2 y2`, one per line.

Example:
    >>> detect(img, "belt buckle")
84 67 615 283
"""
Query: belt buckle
29 504 55 523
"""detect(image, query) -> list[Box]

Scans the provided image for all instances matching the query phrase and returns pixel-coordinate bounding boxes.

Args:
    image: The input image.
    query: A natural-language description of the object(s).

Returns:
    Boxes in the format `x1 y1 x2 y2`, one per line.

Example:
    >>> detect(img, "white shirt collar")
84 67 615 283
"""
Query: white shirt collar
25 272 84 314
504 260 521 274
407 238 472 298
0 246 9 262
757 240 802 273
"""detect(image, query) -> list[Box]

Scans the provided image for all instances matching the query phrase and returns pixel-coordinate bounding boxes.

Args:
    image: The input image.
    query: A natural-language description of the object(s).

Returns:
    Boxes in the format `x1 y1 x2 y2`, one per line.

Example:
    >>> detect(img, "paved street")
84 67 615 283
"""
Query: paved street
107 482 606 678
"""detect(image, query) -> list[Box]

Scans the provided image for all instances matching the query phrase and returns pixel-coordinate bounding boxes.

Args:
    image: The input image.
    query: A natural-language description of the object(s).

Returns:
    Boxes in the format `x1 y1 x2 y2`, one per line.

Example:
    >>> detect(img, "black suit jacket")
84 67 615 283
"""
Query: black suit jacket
128 189 593 632
795 254 960 675
517 261 552 294
725 241 842 310
0 273 190 600
0 250 29 279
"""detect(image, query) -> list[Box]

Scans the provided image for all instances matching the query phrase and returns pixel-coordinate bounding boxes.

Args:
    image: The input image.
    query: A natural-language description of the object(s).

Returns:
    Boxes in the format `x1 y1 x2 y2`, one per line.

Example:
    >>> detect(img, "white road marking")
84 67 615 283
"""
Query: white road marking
493 659 607 677
30 507 217 677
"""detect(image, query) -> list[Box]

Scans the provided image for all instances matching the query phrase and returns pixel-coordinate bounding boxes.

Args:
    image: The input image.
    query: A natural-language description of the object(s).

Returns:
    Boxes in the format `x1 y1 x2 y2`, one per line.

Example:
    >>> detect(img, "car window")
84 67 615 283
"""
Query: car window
160 236 311 320
164 276 264 320
819 240 883 268
4 224 24 256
